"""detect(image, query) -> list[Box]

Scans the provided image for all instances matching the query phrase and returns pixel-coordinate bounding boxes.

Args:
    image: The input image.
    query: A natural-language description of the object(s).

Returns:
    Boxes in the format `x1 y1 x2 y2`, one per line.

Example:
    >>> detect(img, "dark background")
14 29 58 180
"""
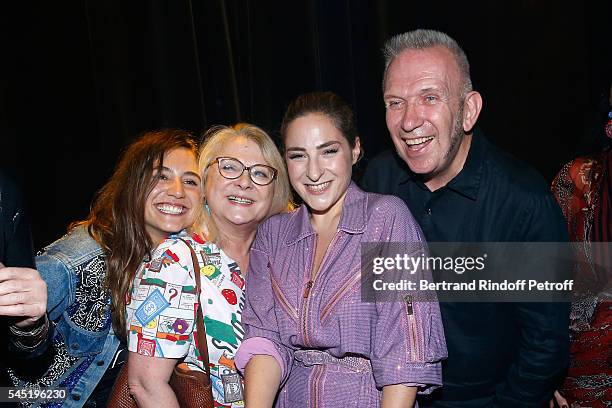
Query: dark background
1 0 610 250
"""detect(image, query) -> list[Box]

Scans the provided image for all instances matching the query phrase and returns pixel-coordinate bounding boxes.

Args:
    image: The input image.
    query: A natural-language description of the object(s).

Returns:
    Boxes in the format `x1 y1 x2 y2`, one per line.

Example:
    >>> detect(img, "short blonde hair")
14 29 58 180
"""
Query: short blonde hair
197 123 293 243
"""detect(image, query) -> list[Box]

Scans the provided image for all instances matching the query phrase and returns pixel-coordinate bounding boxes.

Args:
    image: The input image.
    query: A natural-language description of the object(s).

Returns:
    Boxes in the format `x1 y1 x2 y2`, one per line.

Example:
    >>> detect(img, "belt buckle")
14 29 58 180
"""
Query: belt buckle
295 350 326 366
305 351 326 365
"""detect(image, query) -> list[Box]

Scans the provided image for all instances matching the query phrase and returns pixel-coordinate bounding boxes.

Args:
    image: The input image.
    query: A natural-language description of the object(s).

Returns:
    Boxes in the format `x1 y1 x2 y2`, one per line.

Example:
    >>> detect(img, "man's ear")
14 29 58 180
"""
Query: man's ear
462 91 483 133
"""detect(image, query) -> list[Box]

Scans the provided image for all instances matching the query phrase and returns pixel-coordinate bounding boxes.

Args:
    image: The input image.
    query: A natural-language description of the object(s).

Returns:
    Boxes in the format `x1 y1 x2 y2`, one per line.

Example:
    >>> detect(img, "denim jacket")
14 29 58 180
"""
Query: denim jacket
7 225 120 407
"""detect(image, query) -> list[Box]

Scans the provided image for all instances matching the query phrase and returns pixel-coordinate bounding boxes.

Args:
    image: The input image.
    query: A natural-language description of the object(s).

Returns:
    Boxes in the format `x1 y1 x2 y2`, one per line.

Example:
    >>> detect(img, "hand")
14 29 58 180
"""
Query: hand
0 262 47 329
549 390 569 408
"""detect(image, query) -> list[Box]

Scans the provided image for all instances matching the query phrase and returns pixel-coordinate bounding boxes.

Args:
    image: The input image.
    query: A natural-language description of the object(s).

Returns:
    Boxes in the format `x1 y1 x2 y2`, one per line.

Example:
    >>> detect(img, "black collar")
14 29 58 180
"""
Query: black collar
400 129 486 200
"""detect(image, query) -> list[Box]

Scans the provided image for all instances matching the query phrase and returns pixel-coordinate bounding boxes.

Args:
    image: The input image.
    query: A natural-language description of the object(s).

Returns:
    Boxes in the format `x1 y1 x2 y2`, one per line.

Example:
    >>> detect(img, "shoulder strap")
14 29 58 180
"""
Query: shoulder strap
178 237 211 378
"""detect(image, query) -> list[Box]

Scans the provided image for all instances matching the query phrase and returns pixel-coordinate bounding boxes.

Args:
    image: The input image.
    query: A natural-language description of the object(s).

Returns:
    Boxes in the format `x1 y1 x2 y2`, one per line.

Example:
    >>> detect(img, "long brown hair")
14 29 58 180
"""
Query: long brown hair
73 129 198 341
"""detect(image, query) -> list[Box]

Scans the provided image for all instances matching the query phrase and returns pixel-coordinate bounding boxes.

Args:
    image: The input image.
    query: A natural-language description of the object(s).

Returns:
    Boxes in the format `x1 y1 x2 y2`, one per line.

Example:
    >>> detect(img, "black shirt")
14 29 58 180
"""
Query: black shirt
362 132 570 407
0 171 34 268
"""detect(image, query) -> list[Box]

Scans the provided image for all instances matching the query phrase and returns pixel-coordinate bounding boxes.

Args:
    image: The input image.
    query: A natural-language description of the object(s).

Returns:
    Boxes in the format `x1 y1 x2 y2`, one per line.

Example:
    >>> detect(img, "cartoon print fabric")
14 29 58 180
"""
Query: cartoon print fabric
127 231 245 407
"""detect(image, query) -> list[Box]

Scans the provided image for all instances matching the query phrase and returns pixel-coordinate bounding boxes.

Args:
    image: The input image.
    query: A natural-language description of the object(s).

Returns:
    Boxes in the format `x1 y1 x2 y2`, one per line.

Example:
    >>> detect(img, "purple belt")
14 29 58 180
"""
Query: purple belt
293 350 372 373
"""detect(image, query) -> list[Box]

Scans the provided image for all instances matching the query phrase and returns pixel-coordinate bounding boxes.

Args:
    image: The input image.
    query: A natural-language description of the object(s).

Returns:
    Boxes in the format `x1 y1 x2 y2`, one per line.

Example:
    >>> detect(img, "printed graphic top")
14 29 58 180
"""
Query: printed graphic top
126 230 246 407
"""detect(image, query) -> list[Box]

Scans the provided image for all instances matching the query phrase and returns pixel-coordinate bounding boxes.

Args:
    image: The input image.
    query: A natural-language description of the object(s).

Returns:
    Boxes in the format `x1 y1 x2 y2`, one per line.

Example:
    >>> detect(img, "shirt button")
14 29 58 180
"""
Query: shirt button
70 343 79 350
425 208 432 215
71 394 81 401
96 360 105 366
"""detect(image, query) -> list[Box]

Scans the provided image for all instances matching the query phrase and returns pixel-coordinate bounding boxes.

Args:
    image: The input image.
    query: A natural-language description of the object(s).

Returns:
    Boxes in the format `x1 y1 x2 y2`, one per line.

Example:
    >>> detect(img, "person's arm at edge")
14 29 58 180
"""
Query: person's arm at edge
382 385 417 408
236 220 293 405
0 264 52 364
0 173 51 370
127 352 179 408
372 196 446 405
496 193 570 406
243 354 281 408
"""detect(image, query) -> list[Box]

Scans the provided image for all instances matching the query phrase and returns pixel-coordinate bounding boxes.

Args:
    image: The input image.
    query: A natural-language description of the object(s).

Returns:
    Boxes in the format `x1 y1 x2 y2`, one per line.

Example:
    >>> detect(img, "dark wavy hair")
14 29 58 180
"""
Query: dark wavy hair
71 129 198 341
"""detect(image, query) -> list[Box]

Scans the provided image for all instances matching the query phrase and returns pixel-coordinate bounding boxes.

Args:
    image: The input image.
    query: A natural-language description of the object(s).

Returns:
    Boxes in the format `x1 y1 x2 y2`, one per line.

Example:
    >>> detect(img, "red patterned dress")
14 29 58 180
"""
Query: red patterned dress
551 148 612 406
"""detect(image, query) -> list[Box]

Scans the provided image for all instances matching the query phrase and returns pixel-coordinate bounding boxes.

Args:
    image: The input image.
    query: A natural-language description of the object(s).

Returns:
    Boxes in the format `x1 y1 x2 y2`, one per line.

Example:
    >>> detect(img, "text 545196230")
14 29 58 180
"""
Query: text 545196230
0 387 67 403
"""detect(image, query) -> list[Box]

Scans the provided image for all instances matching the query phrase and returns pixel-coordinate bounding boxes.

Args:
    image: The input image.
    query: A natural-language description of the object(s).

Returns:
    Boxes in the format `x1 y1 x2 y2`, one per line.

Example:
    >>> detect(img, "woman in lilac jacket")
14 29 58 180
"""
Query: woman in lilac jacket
236 91 447 407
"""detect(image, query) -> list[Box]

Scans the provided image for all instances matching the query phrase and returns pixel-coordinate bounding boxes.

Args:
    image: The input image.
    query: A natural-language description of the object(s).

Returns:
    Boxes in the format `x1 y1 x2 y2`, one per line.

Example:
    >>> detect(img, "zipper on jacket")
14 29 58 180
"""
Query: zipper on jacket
271 273 299 321
310 364 324 408
404 295 420 361
302 280 314 298
320 270 361 322
301 232 340 346
301 237 318 346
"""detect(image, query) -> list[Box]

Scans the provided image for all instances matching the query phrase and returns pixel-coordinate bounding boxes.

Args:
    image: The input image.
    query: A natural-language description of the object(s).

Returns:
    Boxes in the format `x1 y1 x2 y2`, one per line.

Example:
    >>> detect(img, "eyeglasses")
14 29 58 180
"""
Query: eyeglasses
214 157 277 186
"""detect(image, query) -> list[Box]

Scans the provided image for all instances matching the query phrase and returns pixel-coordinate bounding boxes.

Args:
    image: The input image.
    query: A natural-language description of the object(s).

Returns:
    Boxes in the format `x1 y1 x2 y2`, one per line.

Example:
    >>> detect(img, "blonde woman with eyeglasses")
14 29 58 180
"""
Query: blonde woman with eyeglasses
123 124 292 408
